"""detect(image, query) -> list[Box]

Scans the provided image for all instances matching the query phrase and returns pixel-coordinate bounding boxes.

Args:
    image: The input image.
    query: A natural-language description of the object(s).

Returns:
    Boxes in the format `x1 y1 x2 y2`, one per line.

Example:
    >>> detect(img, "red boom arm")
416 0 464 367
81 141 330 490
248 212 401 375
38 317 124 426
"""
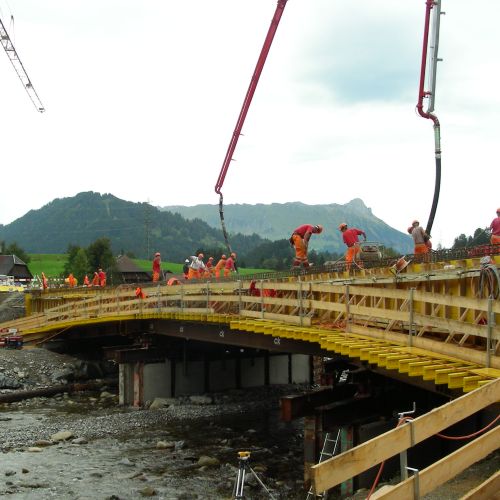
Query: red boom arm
215 0 289 195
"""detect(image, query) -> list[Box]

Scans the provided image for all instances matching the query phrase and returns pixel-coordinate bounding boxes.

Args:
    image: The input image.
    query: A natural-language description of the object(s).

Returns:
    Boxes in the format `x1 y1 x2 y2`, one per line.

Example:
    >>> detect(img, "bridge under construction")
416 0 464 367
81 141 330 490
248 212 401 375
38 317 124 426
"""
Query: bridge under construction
0 249 499 498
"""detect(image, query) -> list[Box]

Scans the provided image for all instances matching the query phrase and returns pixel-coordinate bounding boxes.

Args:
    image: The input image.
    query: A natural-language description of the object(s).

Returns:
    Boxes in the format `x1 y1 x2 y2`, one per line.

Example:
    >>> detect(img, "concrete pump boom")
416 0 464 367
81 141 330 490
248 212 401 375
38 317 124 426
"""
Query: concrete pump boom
0 16 45 112
215 0 288 255
416 0 443 236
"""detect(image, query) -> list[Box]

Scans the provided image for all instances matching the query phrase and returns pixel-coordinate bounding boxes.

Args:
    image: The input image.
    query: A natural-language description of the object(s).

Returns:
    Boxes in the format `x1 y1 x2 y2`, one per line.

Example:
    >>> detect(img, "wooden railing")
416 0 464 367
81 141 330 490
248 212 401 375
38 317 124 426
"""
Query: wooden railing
310 378 500 498
4 274 496 368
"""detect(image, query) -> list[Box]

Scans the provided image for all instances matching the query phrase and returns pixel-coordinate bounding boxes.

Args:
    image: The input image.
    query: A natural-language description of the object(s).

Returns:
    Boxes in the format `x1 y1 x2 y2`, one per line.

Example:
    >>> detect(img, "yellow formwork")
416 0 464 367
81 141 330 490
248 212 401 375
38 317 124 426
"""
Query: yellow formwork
222 318 497 393
423 363 462 381
398 358 429 374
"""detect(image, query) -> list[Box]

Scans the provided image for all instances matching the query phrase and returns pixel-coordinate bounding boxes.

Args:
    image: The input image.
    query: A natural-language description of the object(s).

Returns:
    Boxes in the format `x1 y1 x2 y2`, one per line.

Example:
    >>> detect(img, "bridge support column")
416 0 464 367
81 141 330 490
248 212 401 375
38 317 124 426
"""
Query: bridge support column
133 362 144 407
119 363 134 406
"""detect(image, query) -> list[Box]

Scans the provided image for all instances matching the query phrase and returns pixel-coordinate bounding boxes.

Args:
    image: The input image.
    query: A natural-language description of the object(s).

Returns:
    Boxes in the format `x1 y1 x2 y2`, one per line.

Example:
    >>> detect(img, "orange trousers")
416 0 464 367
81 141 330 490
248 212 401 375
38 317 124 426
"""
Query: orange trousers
188 268 200 280
292 234 308 266
491 234 500 245
345 245 361 270
414 243 429 254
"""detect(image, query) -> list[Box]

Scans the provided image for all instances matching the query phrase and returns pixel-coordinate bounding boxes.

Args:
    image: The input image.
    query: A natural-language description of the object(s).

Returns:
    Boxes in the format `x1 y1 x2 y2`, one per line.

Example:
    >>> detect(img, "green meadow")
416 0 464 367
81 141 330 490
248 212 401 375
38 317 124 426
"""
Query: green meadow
28 255 270 278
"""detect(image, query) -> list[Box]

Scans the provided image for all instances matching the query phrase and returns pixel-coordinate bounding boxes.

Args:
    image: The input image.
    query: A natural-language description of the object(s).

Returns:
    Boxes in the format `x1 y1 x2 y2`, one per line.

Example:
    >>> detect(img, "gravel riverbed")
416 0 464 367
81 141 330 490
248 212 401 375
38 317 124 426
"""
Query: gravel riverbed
0 347 309 499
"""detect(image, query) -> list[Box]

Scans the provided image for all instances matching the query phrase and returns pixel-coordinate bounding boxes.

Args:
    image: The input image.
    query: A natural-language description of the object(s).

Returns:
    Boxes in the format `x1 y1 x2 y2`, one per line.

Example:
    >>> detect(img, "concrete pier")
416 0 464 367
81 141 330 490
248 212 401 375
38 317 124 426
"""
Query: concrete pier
119 353 311 407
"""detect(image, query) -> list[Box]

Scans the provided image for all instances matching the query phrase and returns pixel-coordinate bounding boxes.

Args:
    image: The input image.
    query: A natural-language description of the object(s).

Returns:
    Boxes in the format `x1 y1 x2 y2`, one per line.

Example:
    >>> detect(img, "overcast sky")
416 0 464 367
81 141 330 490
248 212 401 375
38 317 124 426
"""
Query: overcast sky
0 0 498 247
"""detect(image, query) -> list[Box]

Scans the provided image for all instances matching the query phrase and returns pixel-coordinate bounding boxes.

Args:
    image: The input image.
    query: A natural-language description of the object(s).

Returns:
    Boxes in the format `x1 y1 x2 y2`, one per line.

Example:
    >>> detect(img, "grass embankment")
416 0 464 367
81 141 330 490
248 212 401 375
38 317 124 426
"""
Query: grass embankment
28 255 269 278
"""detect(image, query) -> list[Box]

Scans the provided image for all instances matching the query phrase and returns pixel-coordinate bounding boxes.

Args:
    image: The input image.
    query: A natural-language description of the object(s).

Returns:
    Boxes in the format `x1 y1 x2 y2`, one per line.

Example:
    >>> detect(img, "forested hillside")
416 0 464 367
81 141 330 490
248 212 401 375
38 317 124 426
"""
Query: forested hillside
0 192 413 268
0 192 267 263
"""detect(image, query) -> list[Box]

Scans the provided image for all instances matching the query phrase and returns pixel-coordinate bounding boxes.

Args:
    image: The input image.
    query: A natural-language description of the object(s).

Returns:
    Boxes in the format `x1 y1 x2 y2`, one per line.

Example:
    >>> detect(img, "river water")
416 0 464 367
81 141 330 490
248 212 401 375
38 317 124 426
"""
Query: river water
0 388 310 500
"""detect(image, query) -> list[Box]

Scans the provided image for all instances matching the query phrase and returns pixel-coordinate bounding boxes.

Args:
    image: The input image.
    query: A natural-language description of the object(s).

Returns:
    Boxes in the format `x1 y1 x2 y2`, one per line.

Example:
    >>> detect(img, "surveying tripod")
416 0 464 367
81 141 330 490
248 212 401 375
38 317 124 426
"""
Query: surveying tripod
232 451 277 500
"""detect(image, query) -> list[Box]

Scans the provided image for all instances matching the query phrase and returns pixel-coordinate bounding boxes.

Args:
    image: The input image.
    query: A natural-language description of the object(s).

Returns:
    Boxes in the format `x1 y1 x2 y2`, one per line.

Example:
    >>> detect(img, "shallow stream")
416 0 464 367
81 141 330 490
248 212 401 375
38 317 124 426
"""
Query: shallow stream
0 392 308 499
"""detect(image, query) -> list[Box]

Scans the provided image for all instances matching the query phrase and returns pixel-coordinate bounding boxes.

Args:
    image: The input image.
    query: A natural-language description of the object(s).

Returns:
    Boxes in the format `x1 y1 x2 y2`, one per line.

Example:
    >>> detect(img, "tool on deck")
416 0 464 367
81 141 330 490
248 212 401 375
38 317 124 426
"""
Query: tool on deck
215 1 289 257
232 451 276 500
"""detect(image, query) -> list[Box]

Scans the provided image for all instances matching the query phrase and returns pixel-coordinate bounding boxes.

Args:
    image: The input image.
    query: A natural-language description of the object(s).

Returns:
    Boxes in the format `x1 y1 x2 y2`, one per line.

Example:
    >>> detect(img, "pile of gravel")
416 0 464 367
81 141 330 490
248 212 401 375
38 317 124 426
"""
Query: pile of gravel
0 347 113 391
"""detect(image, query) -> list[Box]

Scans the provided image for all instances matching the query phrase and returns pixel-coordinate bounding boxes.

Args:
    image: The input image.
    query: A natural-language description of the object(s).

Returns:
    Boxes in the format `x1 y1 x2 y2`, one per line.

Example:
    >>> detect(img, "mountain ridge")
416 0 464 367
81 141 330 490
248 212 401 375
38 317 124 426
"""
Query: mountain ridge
163 198 412 254
0 193 412 261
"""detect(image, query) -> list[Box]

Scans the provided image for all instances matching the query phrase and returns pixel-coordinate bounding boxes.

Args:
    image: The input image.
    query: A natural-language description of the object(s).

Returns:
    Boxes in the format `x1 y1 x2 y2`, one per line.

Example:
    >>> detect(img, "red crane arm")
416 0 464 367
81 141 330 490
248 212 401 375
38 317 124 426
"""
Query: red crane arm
215 0 288 195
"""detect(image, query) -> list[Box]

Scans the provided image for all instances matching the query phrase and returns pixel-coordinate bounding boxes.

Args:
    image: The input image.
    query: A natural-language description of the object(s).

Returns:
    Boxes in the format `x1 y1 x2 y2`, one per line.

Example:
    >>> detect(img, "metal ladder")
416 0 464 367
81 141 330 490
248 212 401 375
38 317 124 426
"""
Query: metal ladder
306 429 341 499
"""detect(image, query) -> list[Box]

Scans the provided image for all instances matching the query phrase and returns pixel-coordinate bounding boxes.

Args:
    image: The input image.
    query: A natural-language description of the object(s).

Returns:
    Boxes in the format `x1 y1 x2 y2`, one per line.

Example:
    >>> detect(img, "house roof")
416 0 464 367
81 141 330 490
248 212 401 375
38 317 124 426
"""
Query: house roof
0 255 33 280
116 255 149 274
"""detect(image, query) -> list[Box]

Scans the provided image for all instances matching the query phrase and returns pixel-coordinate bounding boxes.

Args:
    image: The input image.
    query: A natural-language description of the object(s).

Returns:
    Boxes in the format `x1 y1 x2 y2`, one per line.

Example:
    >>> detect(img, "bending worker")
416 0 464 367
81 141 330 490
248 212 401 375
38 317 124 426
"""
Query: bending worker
224 252 237 277
338 223 366 270
290 224 323 268
188 253 206 280
214 254 227 279
490 208 500 245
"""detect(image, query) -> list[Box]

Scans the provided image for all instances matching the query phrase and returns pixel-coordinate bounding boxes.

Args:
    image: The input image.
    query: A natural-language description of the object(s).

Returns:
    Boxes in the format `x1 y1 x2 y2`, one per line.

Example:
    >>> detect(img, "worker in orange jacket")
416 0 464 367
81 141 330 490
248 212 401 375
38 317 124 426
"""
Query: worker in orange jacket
67 273 76 288
214 254 227 279
91 272 100 287
98 268 107 287
41 272 48 290
204 256 214 278
224 252 237 277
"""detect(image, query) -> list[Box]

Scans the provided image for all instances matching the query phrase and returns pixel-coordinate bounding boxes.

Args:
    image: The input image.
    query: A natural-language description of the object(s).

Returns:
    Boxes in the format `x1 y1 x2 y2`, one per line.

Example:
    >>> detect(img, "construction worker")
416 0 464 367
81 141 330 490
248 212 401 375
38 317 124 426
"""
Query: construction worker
152 252 161 282
67 273 76 288
91 271 100 287
204 256 214 278
182 259 190 280
489 208 500 245
409 220 430 259
98 268 107 287
41 272 48 290
290 224 323 268
214 254 227 279
135 287 146 299
83 275 90 287
187 253 206 280
224 252 237 277
338 223 366 270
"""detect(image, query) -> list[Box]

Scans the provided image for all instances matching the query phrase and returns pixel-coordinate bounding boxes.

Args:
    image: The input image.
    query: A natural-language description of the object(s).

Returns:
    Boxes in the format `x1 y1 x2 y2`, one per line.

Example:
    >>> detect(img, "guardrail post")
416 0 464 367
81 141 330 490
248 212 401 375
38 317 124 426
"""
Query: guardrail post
345 284 350 332
237 280 242 316
206 281 210 314
260 280 265 319
298 280 304 327
408 288 415 347
180 284 185 312
487 297 493 368
406 467 420 500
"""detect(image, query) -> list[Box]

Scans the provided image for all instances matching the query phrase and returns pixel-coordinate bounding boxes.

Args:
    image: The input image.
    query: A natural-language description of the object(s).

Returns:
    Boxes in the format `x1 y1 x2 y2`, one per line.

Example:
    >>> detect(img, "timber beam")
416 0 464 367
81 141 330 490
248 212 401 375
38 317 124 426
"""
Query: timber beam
104 345 167 364
280 384 358 422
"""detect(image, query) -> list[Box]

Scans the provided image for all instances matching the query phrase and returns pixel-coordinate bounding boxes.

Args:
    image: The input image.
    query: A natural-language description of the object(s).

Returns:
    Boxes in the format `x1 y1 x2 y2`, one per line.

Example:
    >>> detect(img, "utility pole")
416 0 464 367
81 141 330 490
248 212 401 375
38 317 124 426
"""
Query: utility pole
144 201 151 259
0 15 45 112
